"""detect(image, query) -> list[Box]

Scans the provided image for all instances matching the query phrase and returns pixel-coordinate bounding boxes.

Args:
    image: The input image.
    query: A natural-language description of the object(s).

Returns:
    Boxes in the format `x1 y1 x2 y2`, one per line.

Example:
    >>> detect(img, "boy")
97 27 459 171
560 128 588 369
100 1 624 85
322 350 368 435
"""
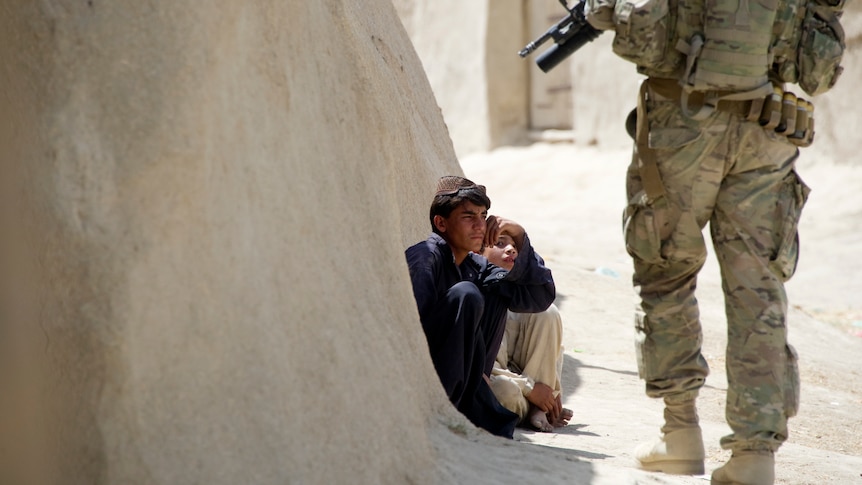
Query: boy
405 176 555 437
483 234 572 432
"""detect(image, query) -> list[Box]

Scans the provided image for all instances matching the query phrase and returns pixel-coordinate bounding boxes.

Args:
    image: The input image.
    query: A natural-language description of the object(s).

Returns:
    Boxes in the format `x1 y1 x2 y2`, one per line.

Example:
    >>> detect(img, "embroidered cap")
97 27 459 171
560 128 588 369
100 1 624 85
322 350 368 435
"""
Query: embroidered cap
435 175 486 197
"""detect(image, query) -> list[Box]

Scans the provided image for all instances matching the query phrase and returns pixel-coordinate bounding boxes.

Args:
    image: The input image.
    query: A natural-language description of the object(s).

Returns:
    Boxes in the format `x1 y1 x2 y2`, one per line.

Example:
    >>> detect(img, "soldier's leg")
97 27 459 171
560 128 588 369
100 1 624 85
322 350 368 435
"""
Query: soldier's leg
626 97 727 403
627 89 729 475
630 208 711 474
710 124 804 485
711 129 803 453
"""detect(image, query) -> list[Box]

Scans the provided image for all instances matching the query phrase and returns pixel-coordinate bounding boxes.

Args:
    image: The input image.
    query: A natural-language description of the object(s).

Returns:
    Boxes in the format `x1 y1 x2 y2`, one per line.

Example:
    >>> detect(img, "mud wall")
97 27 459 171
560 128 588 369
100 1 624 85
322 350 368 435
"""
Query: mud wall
0 2 463 483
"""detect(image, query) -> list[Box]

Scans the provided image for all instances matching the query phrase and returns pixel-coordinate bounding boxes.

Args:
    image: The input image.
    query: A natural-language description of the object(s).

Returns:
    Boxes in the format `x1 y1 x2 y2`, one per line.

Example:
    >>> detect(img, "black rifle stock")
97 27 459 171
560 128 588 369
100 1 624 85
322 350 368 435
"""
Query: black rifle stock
519 0 603 72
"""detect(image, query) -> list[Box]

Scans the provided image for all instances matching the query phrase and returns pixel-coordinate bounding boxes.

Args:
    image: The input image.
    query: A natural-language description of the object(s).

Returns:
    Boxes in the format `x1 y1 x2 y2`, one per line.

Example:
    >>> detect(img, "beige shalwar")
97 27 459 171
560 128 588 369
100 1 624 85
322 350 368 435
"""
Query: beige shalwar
489 303 565 421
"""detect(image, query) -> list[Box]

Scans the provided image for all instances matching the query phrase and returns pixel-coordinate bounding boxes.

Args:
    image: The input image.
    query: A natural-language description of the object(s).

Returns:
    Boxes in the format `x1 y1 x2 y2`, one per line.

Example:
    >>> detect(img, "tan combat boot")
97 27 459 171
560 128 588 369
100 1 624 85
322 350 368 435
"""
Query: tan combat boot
711 451 775 485
635 397 705 475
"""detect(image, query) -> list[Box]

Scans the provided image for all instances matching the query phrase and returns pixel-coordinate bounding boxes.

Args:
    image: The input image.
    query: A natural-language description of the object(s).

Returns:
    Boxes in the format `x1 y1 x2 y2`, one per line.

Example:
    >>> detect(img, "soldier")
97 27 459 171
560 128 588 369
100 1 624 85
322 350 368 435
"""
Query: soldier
582 0 846 483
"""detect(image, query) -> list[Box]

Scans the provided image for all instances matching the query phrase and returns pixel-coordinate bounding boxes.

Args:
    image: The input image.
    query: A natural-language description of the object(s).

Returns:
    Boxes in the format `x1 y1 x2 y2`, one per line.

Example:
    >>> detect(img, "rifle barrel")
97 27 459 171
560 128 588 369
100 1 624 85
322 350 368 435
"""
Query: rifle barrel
519 32 551 57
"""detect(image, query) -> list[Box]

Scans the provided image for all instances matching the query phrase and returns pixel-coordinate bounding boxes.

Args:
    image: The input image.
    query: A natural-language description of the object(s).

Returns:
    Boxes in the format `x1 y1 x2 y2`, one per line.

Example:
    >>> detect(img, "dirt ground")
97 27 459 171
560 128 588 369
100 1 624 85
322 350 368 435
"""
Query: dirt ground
459 142 862 485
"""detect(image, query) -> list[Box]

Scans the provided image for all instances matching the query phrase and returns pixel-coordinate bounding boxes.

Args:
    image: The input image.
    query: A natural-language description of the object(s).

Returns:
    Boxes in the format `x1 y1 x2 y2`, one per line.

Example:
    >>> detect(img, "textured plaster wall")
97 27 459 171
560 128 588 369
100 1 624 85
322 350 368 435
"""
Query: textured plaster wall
0 1 464 484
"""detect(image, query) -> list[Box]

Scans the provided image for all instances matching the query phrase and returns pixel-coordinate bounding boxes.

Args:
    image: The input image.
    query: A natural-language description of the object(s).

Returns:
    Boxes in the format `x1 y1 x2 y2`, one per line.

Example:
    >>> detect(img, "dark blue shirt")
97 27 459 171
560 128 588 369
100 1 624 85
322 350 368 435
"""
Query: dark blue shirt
405 232 555 374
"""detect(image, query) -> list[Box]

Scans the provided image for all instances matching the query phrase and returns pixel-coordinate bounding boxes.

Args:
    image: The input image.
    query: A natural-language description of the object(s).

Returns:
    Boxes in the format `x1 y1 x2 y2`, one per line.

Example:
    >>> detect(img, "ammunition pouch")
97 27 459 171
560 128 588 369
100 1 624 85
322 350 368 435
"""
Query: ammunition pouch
608 0 681 73
773 0 846 96
647 78 815 147
797 4 845 95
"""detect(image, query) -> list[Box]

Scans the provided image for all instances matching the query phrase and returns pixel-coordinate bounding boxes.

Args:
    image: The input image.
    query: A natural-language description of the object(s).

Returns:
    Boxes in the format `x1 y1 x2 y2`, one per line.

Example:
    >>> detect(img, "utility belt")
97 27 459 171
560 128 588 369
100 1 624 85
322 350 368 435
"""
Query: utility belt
647 77 815 147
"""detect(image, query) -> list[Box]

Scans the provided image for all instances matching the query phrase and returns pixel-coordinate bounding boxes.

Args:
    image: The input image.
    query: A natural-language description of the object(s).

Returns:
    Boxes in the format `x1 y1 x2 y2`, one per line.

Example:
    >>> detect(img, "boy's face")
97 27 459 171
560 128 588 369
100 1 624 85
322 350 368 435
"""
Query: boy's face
434 201 488 258
482 234 517 271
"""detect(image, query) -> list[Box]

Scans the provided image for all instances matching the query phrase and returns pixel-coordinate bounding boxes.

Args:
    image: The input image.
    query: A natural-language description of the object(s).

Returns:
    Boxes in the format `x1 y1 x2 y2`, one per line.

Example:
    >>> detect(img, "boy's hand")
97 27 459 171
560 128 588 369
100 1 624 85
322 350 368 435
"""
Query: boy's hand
484 215 525 251
526 382 556 415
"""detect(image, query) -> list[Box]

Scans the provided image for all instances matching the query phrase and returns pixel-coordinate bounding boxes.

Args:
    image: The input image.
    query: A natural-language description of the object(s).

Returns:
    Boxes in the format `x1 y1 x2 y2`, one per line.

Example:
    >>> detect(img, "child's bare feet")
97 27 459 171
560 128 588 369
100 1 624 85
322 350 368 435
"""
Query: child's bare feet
528 405 554 432
552 407 573 428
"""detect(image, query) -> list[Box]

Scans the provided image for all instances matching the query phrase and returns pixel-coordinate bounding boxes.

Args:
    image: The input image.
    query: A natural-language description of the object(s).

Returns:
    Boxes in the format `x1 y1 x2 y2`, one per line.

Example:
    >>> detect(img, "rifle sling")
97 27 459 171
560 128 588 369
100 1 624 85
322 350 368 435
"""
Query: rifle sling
636 80 667 204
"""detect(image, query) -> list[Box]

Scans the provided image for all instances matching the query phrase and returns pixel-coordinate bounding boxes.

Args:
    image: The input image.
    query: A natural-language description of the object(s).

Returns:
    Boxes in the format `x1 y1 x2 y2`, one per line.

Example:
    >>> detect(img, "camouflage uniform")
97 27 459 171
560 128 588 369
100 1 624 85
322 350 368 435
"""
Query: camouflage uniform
624 79 807 452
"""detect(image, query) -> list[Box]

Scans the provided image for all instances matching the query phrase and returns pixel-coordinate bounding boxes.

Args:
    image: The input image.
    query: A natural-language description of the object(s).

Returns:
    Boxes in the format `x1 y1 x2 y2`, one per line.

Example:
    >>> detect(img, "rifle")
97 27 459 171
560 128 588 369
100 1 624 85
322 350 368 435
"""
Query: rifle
519 0 603 72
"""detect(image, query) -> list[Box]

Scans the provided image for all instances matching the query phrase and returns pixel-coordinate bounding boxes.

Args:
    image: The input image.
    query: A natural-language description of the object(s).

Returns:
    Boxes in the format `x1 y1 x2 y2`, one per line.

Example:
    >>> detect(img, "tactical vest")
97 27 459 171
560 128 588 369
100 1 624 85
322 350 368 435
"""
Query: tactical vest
586 0 845 97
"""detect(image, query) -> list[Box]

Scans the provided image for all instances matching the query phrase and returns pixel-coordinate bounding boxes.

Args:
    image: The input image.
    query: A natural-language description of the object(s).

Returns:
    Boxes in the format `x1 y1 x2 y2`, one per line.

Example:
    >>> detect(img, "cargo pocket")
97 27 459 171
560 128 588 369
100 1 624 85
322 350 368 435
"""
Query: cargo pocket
768 171 811 281
622 122 698 266
784 344 800 418
623 192 667 265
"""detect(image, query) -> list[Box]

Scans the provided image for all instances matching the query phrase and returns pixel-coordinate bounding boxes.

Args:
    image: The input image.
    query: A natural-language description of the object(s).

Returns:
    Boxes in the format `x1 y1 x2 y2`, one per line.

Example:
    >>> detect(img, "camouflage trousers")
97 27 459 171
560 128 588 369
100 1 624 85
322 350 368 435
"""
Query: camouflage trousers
623 79 808 452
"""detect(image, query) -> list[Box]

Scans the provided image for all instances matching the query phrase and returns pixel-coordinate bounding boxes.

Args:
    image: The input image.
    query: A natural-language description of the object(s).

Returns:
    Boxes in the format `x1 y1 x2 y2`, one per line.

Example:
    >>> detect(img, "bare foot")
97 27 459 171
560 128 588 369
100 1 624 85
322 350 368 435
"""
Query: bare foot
528 406 553 432
552 407 573 428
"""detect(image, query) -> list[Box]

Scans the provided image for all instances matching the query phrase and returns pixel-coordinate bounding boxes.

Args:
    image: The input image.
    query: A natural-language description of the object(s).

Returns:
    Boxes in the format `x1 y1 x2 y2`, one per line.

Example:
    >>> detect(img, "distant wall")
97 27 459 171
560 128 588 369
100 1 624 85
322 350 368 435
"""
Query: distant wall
394 0 529 157
396 1 861 164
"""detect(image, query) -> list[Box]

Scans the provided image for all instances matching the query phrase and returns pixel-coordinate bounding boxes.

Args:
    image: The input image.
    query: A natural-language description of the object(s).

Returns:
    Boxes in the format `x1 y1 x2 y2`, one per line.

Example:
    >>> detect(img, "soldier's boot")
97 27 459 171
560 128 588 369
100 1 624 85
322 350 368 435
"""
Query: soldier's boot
635 396 705 475
711 451 775 485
